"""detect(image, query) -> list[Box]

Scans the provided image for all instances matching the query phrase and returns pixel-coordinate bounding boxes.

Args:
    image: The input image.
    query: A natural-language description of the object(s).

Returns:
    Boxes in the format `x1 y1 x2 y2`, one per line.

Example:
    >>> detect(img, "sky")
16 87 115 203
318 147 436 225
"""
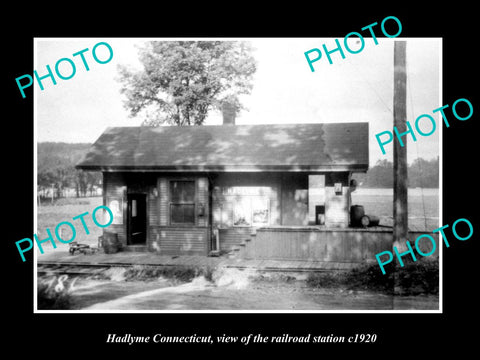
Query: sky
35 37 441 166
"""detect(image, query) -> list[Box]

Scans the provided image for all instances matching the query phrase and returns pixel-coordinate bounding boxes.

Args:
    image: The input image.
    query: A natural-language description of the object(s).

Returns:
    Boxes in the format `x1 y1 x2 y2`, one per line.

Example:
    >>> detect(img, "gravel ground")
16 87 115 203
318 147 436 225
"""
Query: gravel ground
37 268 439 311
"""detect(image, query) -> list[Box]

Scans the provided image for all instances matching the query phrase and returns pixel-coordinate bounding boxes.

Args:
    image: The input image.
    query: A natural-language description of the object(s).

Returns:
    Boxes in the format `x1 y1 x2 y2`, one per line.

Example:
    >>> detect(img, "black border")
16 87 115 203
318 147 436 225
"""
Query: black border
5 6 478 355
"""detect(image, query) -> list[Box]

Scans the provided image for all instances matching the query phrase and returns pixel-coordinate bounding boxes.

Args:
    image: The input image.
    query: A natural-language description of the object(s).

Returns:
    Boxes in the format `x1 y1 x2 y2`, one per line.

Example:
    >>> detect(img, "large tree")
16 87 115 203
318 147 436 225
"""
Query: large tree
118 41 256 126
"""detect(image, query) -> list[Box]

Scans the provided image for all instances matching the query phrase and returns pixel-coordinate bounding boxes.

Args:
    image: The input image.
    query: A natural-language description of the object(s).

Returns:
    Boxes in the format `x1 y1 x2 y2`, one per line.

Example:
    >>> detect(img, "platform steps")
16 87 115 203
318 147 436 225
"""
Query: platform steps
225 236 253 259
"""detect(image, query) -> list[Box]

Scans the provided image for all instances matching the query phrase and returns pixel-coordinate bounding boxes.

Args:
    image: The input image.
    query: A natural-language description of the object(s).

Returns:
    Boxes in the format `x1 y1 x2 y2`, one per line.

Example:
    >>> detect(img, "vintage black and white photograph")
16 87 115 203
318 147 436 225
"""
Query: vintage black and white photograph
34 37 441 312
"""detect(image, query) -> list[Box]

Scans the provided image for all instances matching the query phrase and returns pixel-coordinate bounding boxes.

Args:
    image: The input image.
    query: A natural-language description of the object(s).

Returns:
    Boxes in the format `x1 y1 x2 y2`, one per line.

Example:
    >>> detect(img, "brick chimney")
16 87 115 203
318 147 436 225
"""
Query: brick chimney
222 101 236 125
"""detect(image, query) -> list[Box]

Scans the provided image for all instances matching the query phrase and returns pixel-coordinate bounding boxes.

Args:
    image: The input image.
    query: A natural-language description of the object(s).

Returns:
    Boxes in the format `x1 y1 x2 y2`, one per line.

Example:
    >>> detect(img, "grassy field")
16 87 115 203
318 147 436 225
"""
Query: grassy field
351 188 439 231
36 197 103 255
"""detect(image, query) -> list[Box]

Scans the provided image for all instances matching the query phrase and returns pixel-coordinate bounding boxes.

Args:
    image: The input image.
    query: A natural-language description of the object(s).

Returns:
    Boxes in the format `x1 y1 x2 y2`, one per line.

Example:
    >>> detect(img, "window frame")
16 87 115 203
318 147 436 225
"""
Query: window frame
169 179 197 226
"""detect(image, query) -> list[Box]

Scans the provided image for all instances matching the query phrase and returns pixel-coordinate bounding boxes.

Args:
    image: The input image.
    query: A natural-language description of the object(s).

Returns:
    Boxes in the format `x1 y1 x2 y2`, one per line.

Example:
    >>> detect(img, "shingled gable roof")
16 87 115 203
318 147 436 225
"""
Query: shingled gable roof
76 123 369 172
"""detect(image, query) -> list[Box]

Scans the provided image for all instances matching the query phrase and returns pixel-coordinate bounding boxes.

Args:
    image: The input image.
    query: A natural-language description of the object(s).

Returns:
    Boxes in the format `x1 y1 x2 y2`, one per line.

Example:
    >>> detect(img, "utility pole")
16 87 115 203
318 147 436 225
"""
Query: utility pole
393 41 408 248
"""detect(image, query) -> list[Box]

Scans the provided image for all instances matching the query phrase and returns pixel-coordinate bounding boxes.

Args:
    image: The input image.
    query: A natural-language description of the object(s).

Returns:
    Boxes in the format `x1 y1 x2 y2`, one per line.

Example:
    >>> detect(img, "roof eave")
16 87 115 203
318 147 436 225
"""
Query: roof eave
75 164 369 173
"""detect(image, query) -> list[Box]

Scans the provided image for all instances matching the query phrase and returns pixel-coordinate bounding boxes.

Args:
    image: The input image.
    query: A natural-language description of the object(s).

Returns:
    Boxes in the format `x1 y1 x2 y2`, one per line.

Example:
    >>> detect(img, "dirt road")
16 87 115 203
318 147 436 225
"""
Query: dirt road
42 268 438 311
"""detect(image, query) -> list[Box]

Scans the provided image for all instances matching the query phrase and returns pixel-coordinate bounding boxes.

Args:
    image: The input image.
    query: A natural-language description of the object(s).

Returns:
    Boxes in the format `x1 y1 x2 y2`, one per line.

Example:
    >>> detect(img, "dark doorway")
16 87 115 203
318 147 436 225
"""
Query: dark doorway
127 193 147 245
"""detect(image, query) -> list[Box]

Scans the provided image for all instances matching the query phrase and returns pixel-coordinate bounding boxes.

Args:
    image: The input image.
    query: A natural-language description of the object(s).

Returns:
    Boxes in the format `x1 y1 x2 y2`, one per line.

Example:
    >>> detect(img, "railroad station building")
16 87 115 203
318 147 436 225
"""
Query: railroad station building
75 119 400 262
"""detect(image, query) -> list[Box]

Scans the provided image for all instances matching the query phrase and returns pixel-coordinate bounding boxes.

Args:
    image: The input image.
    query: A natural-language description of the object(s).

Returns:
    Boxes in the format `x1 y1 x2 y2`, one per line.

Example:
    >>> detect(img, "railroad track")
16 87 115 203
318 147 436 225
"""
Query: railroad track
37 263 118 277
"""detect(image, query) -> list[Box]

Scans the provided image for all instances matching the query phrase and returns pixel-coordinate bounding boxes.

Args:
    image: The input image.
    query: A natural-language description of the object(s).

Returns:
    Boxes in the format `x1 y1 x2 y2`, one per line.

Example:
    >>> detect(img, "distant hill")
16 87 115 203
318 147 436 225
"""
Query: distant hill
37 142 91 172
37 142 101 197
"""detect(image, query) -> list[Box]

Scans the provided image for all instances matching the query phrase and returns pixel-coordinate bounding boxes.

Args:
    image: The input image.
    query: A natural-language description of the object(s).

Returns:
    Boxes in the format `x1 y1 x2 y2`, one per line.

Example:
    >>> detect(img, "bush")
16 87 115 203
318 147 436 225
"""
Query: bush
343 264 395 294
306 259 438 296
122 265 215 283
395 260 439 295
306 271 343 288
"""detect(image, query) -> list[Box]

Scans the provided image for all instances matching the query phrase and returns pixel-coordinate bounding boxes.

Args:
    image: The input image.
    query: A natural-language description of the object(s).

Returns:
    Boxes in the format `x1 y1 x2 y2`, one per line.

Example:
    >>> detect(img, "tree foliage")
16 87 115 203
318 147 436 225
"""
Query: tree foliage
353 157 439 188
37 143 102 198
408 157 440 188
117 41 257 126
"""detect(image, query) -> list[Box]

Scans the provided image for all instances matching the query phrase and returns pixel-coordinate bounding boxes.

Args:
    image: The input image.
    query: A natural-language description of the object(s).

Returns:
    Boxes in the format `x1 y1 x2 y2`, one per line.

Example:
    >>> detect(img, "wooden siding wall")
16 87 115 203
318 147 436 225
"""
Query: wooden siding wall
197 177 209 227
308 175 325 225
149 227 208 255
102 171 361 256
102 173 209 254
158 178 168 226
280 174 309 226
245 228 439 262
152 175 209 255
211 173 315 251
324 172 350 228
218 228 252 251
103 172 127 246
147 185 158 227
157 176 209 227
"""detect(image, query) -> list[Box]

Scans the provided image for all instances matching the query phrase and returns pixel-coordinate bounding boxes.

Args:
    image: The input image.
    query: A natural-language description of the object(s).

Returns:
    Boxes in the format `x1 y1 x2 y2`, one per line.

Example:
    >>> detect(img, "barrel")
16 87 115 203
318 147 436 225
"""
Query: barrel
102 232 120 254
350 205 365 226
360 215 380 227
